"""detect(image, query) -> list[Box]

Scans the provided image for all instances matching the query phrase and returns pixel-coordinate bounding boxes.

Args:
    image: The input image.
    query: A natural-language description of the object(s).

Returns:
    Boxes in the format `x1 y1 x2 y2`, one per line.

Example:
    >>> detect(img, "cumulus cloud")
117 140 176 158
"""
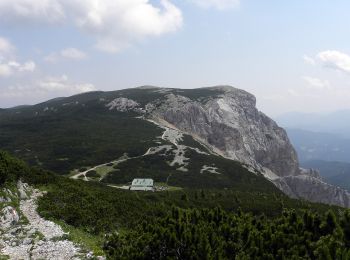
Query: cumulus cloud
190 0 240 10
1 74 96 99
0 0 183 53
0 0 65 24
303 76 330 90
37 74 95 92
287 88 299 97
303 55 315 66
61 48 87 59
0 61 36 77
45 48 87 63
0 36 36 77
316 50 350 73
0 37 15 57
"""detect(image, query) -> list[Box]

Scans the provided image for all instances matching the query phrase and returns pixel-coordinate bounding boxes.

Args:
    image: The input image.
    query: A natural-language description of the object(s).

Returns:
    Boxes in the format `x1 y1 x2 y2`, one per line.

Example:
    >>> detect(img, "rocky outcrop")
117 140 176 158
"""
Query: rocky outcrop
106 97 140 112
101 86 350 207
0 181 105 260
147 86 299 177
273 174 350 207
135 86 350 208
0 206 19 229
17 180 29 199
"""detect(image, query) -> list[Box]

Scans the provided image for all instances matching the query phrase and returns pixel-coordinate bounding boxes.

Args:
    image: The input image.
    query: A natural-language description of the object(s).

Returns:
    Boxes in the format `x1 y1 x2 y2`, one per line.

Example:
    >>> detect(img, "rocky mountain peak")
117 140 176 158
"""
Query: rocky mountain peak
115 86 350 208
146 87 299 178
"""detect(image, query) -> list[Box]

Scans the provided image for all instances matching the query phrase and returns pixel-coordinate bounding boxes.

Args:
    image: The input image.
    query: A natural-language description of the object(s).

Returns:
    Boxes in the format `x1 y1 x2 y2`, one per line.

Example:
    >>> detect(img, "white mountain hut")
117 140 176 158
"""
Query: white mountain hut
130 178 154 191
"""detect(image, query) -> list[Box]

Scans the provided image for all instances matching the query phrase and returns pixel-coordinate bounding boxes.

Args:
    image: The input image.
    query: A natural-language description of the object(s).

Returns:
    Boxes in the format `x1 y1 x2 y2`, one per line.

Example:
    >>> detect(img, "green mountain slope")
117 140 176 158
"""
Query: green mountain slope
0 96 162 174
0 87 275 191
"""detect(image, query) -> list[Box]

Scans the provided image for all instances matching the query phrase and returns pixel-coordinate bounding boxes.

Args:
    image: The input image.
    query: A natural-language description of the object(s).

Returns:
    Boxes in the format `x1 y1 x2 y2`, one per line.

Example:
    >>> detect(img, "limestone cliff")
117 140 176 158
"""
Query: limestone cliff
136 86 350 208
104 85 350 207
147 86 300 177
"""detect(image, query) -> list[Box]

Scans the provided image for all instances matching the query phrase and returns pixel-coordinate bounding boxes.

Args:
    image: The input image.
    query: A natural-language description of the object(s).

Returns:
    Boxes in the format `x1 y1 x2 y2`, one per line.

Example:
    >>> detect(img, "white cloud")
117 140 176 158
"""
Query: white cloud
0 64 12 77
0 0 65 24
287 88 299 97
303 76 330 90
1 75 96 99
61 48 87 60
0 37 15 59
190 0 240 10
0 37 16 77
0 60 36 77
45 48 87 63
303 55 315 66
38 75 95 92
317 50 350 73
0 0 183 53
0 36 36 77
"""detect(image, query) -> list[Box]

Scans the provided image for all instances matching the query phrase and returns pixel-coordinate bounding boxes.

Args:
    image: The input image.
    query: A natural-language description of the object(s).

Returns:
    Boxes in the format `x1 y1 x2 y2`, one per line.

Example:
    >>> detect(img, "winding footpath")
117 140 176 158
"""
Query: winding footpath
71 117 210 184
0 182 99 260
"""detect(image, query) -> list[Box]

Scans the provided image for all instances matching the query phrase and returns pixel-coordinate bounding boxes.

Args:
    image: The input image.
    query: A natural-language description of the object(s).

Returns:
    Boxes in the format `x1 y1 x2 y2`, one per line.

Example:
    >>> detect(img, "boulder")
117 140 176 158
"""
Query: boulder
0 206 19 229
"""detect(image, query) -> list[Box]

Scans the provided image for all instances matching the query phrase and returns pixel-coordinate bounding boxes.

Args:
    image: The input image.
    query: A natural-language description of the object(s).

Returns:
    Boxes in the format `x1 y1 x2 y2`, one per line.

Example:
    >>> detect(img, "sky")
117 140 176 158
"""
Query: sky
1 0 350 116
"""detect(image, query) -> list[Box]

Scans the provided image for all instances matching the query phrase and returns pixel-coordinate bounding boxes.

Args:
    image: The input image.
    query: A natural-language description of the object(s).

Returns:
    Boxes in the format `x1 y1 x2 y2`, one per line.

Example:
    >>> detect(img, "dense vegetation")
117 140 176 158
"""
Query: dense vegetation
1 150 349 259
0 89 350 259
0 106 162 174
105 207 350 259
0 87 284 192
0 87 226 176
102 148 273 190
1 87 350 258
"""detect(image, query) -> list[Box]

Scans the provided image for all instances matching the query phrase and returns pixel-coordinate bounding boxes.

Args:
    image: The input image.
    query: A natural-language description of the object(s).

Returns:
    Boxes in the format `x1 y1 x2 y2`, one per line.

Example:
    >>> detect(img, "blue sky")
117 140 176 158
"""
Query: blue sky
1 0 350 116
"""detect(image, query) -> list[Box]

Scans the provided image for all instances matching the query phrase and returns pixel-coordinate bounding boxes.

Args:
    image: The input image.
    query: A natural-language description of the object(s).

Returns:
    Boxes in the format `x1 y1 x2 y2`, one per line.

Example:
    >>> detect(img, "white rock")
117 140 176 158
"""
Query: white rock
0 206 19 230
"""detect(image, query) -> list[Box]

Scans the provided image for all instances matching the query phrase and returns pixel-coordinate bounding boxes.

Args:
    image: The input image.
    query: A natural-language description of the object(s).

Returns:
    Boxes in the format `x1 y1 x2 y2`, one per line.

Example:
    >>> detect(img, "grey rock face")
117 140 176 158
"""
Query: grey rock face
273 175 350 207
17 180 29 199
148 87 299 177
300 168 322 179
0 197 11 203
141 86 350 208
106 97 140 112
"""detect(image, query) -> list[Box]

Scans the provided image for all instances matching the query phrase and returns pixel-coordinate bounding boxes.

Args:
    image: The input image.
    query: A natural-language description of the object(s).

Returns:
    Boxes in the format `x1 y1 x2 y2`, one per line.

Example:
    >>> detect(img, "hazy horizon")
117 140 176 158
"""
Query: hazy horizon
2 0 350 116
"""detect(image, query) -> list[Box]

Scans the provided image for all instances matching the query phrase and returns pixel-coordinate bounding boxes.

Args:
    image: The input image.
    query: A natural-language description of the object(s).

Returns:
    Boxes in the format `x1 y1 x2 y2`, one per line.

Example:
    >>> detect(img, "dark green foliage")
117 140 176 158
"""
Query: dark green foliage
0 87 224 176
0 151 58 186
171 88 224 102
102 153 176 184
102 145 279 192
104 207 350 259
86 170 99 178
0 150 348 258
0 107 162 174
178 134 210 153
0 150 25 184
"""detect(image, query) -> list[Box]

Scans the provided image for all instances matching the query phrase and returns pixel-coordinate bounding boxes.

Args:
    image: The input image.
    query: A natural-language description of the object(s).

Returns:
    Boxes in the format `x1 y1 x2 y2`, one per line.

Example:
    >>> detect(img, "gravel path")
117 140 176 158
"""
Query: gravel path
0 182 88 260
20 189 66 240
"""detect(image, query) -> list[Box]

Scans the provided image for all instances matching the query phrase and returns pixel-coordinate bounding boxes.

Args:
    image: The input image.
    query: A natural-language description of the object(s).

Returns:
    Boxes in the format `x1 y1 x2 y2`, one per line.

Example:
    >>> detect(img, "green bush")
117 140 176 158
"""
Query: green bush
104 207 350 259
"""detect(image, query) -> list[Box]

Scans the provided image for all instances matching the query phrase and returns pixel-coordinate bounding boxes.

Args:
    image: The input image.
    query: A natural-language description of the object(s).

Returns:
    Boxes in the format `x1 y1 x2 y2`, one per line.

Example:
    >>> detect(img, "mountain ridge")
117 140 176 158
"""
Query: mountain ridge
1 86 350 207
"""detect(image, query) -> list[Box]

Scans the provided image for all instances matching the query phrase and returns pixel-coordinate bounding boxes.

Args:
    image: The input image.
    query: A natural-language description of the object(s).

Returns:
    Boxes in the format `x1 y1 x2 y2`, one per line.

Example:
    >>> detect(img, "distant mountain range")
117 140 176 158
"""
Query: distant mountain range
285 128 350 163
301 160 350 192
277 112 350 193
276 110 350 138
